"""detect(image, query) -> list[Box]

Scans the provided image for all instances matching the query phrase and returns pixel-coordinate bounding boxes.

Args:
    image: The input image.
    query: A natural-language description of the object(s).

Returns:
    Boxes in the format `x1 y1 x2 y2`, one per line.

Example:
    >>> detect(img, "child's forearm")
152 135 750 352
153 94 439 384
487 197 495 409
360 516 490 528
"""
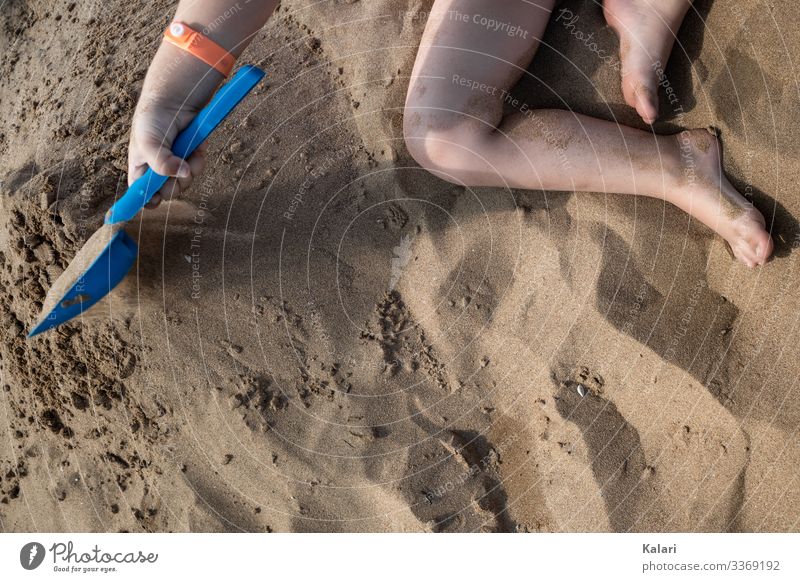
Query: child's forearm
140 0 279 110
174 0 280 58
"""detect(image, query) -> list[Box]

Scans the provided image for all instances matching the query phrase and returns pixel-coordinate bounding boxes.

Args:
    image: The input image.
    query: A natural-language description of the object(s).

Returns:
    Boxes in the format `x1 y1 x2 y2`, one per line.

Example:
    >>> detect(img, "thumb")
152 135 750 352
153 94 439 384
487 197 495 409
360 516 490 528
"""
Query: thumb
137 134 191 180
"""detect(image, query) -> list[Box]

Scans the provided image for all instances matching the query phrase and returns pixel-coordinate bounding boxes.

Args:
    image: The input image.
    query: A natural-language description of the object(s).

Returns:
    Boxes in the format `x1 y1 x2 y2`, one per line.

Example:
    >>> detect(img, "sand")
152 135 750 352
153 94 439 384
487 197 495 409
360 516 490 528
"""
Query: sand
1 0 799 532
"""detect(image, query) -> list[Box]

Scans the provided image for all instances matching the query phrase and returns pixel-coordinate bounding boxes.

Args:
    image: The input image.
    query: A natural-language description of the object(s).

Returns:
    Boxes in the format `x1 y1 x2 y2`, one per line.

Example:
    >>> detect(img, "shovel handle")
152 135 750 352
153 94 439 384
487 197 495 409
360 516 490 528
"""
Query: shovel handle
105 64 265 224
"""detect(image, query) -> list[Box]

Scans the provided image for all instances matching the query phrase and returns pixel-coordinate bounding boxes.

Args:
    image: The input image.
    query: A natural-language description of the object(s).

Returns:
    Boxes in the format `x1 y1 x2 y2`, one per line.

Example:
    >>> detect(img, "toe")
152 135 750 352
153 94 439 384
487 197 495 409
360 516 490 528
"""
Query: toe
733 245 757 268
730 222 773 267
620 56 660 124
753 230 774 265
604 0 691 125
634 86 658 124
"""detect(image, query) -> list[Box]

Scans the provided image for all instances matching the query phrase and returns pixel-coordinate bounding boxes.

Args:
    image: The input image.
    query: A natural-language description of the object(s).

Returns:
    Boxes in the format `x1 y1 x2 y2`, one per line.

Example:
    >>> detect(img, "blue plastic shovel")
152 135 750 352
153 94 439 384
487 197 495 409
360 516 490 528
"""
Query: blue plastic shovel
28 65 265 337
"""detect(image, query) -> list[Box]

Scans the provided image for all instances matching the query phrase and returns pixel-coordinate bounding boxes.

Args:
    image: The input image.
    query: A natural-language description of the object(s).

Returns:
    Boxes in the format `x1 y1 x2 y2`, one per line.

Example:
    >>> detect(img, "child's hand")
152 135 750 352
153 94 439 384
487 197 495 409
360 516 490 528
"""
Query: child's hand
127 95 208 209
126 0 279 209
126 39 223 210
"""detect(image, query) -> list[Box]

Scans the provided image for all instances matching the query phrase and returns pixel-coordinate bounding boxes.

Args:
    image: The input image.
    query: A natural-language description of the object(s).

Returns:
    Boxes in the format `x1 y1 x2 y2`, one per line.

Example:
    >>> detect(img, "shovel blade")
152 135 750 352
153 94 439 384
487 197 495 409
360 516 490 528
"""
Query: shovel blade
28 230 138 337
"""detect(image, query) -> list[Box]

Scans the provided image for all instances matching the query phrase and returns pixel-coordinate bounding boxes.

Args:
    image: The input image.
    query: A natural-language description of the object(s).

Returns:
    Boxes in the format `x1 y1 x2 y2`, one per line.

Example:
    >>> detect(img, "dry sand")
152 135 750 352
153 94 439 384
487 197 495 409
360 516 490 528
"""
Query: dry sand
1 0 799 532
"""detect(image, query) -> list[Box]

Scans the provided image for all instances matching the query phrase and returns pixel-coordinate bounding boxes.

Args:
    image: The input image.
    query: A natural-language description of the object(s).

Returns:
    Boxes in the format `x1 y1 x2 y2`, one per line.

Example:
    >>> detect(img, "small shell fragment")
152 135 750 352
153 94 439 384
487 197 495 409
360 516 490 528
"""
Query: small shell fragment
576 384 587 397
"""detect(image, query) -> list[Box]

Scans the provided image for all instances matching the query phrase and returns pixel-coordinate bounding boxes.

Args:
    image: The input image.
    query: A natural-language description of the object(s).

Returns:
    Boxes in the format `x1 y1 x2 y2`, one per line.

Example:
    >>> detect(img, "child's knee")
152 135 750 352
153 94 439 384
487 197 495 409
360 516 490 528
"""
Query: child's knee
402 114 451 175
402 112 488 184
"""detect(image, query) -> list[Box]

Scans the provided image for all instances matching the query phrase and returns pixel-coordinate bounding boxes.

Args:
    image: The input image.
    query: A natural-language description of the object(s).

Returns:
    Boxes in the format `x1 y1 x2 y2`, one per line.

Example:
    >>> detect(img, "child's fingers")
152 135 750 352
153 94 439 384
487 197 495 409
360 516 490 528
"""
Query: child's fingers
144 179 179 209
161 178 182 201
138 134 191 179
144 193 162 209
145 147 206 208
128 141 188 190
128 154 149 186
162 150 205 200
176 174 193 193
183 148 206 187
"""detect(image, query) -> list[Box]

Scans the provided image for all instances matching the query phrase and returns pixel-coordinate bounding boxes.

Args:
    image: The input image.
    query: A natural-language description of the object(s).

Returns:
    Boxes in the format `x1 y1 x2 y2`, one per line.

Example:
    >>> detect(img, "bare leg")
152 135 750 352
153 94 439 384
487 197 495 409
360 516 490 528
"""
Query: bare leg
404 0 772 267
603 0 692 124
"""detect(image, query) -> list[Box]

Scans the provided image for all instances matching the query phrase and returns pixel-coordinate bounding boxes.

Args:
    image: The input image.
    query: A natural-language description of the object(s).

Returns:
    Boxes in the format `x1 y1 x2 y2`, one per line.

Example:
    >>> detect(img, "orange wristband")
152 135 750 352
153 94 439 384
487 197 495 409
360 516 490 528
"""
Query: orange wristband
163 21 236 77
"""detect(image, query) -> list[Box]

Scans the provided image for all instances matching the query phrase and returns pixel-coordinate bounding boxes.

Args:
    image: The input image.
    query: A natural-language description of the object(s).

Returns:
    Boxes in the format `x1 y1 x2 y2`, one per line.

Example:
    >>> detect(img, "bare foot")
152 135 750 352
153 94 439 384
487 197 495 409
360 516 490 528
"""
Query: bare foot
603 0 693 124
668 129 773 268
